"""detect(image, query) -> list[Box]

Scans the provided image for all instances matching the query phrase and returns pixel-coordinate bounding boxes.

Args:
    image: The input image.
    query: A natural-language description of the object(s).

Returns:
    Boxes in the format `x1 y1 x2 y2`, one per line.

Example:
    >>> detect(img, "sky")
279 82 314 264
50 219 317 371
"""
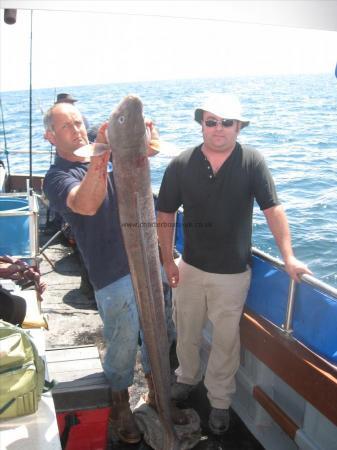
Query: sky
0 1 337 92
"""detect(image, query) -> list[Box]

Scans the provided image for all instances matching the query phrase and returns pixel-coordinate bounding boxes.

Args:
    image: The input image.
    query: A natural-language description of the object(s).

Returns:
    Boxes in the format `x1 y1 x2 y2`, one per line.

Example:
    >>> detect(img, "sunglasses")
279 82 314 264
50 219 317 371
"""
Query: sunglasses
204 119 235 128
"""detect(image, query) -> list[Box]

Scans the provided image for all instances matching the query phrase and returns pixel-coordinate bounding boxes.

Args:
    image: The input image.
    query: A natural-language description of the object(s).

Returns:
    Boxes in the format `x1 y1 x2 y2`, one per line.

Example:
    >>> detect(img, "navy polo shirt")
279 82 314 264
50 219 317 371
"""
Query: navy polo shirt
43 156 129 290
157 143 280 274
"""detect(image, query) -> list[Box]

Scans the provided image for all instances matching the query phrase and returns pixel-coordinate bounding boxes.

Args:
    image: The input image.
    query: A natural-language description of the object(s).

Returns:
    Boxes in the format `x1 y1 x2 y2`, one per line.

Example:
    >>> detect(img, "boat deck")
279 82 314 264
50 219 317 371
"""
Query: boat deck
39 234 103 350
39 227 264 449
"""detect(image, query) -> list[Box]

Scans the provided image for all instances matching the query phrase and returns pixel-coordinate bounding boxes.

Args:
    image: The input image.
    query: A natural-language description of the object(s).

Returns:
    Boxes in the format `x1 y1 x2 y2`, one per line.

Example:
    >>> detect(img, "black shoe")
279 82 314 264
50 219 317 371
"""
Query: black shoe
171 382 196 401
208 408 230 434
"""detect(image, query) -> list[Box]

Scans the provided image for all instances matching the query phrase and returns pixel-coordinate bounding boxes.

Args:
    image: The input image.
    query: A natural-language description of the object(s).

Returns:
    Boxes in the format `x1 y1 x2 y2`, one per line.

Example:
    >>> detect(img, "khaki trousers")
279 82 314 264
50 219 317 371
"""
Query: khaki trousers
173 259 251 409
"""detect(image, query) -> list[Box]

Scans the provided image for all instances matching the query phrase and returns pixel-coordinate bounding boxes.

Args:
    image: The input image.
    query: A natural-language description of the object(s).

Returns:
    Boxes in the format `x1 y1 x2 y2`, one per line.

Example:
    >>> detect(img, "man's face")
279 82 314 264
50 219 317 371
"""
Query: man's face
45 104 88 161
201 111 240 153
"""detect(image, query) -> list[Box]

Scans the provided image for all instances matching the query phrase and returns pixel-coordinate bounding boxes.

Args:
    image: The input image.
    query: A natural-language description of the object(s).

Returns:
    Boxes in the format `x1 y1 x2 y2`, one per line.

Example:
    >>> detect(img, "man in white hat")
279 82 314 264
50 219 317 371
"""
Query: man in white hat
156 93 311 434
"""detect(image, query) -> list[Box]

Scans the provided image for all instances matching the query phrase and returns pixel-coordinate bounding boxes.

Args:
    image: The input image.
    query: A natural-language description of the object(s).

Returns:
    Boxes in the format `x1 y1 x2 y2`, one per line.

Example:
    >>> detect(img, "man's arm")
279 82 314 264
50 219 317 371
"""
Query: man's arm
157 211 179 287
67 151 110 215
263 204 312 282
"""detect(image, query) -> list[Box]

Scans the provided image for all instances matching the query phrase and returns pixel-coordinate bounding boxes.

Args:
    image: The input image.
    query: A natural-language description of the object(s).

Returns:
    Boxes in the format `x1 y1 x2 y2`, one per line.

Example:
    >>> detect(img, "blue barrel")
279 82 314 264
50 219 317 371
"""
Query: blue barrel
0 197 30 256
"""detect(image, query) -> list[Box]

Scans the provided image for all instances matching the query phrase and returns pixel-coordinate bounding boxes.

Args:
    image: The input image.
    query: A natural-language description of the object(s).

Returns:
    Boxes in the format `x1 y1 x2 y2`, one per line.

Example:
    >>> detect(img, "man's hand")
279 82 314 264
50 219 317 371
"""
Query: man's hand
163 260 180 288
145 118 160 157
90 146 111 173
284 255 312 283
95 122 109 144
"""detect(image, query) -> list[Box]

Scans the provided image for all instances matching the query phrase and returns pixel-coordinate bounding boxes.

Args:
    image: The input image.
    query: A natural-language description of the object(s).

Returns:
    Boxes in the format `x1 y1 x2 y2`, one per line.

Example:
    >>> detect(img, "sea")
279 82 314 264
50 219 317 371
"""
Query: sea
1 73 336 288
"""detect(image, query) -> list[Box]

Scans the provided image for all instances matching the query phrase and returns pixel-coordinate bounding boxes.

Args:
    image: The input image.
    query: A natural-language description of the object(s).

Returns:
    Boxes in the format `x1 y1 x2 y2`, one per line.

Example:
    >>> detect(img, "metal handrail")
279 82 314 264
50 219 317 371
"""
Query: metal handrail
252 246 337 336
0 210 32 217
284 279 296 334
4 149 52 154
0 192 30 198
27 181 39 259
252 247 337 299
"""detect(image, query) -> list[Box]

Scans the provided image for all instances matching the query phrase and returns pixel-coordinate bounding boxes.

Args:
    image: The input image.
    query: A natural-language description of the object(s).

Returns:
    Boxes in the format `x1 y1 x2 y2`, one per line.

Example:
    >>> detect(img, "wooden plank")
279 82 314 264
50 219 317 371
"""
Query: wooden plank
46 345 99 363
49 365 103 380
240 308 337 427
46 345 111 412
253 386 299 439
46 346 103 381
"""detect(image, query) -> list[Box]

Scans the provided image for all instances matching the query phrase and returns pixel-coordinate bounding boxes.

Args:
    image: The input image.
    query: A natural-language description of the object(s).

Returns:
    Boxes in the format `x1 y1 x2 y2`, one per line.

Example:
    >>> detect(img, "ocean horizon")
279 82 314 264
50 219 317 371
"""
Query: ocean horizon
0 73 336 287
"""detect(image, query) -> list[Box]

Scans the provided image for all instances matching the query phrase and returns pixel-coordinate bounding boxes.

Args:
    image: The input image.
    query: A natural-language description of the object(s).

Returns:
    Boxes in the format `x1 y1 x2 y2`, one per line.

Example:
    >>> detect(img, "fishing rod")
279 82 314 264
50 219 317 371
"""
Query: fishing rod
0 9 18 178
0 96 11 177
37 91 56 167
49 88 57 166
29 9 33 188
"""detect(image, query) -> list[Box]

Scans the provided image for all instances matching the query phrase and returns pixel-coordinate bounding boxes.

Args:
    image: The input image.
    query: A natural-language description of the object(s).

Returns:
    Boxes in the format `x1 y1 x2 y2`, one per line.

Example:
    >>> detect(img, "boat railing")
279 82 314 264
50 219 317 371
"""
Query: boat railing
3 149 53 154
175 208 336 364
252 246 337 337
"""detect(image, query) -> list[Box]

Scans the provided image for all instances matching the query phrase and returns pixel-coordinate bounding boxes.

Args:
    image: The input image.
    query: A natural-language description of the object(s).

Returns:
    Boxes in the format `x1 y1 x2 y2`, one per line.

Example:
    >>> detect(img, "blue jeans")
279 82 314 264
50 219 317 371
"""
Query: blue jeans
95 274 150 391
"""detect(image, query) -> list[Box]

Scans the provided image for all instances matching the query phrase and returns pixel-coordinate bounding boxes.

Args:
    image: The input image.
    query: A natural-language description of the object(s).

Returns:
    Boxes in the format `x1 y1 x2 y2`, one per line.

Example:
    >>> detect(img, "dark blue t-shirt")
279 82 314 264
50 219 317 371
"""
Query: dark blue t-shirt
43 156 129 290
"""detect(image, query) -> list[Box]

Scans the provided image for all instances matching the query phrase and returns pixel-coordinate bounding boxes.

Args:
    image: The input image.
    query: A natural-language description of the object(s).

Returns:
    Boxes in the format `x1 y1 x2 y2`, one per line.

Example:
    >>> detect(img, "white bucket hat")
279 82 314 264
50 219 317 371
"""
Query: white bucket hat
195 93 250 128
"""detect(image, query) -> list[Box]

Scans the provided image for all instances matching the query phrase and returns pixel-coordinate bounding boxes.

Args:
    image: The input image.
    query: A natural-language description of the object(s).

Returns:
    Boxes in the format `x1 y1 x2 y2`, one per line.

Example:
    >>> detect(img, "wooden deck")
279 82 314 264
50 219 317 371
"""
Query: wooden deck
39 234 103 350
